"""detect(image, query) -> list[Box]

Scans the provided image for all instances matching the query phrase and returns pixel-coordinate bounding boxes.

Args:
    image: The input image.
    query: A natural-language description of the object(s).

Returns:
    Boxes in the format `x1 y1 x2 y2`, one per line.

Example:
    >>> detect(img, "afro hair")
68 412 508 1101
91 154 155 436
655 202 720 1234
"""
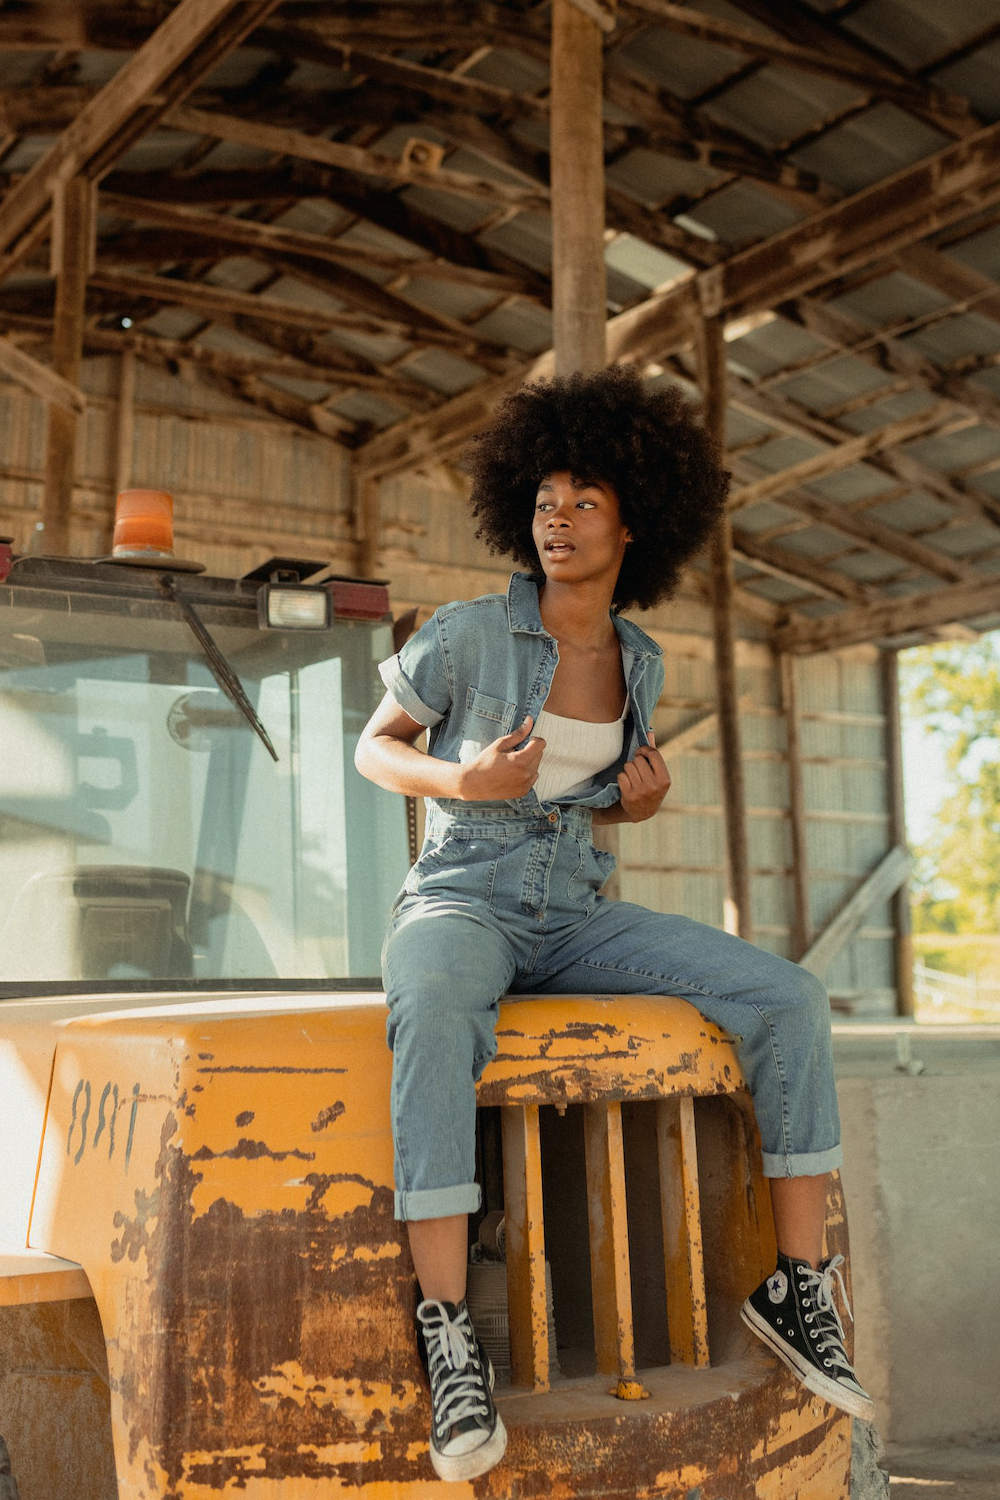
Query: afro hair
466 364 730 612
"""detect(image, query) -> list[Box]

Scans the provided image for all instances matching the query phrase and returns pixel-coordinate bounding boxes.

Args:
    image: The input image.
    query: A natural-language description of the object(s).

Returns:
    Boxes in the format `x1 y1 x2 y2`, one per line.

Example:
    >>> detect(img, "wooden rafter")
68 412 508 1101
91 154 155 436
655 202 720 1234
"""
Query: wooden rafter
99 193 535 295
0 0 287 276
621 1 974 125
87 267 518 369
775 576 1000 655
729 405 972 510
162 104 550 215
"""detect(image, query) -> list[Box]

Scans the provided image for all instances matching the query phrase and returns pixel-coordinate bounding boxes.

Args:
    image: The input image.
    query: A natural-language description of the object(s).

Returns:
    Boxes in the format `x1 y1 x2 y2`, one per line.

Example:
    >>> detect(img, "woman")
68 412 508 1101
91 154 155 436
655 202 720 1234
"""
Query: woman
355 365 872 1483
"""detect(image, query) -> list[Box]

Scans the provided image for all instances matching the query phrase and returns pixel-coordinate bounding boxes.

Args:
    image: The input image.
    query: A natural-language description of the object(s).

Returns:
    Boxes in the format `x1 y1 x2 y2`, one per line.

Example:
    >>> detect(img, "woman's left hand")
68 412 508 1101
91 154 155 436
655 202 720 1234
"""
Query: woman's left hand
617 732 671 822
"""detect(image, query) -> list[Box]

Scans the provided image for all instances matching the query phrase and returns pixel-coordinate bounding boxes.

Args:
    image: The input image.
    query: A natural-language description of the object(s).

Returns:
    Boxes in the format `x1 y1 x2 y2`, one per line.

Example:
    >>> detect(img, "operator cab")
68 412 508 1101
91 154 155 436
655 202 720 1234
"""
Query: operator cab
0 501 409 998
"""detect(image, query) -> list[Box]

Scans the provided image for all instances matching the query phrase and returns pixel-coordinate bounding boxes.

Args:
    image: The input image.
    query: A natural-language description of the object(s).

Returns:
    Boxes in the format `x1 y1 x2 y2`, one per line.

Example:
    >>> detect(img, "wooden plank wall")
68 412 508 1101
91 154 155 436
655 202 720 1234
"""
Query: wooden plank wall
0 379 897 1013
0 360 354 576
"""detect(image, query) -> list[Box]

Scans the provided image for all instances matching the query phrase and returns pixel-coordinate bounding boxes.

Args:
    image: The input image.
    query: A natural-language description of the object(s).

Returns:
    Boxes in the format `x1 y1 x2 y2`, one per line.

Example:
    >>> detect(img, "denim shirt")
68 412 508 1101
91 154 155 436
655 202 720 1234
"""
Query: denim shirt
378 571 664 817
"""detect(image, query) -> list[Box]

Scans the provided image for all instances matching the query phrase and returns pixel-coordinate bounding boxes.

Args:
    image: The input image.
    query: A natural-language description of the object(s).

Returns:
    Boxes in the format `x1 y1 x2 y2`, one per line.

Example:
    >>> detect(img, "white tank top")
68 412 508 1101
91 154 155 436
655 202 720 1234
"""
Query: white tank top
533 701 627 803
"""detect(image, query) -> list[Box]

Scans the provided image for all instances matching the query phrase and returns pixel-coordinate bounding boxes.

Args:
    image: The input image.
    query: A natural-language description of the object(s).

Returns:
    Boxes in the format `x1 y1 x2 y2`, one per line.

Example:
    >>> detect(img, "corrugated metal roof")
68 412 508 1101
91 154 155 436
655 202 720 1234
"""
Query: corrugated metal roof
0 0 998 648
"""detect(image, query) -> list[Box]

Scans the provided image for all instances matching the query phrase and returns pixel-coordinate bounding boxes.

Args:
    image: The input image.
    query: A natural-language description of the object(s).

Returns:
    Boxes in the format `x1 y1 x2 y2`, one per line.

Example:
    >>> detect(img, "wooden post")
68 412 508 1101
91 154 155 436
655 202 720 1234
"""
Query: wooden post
881 649 915 1015
780 652 811 958
41 177 93 555
550 0 609 377
551 0 625 885
111 348 136 548
696 314 752 939
353 470 380 577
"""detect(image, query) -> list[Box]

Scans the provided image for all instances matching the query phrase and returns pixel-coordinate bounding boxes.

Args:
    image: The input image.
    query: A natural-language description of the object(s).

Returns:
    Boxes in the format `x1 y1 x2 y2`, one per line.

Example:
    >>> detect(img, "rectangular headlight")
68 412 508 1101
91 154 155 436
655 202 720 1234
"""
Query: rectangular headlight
258 584 331 630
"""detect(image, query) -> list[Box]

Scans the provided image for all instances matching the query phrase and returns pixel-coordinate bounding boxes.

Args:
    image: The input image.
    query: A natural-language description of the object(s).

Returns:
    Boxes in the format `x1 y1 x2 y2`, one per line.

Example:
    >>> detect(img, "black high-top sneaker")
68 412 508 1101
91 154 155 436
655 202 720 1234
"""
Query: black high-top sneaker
741 1252 875 1421
416 1297 508 1481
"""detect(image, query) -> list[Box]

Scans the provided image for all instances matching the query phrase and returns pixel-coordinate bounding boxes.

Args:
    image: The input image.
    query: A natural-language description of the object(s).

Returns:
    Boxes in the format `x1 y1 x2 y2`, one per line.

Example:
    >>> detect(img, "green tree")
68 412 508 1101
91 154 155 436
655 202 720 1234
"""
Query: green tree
900 632 1000 934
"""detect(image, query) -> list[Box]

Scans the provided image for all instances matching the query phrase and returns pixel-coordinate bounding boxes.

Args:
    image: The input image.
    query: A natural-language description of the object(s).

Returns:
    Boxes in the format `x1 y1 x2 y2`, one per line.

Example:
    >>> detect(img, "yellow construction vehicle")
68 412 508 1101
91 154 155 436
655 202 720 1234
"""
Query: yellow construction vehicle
0 509 852 1499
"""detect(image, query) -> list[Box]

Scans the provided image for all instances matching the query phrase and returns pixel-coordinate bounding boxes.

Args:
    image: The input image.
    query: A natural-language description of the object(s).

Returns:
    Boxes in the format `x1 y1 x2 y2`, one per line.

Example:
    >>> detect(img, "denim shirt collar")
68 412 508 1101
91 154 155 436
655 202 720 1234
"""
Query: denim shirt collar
505 571 661 660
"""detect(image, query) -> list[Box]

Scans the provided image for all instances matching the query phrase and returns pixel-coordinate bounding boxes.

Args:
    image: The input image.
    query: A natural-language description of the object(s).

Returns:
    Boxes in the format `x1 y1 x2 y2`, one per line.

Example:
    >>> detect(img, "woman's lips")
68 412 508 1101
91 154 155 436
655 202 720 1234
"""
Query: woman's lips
544 539 575 553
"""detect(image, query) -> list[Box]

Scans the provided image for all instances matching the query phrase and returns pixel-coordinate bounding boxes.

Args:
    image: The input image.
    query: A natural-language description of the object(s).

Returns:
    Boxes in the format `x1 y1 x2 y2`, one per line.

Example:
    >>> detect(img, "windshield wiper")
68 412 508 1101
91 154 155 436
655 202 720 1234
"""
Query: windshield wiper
157 574 279 762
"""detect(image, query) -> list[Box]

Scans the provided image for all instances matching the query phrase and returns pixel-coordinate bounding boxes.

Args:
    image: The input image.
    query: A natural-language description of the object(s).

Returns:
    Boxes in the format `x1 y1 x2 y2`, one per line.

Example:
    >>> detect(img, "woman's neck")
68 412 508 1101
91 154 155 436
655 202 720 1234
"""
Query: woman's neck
538 579 618 651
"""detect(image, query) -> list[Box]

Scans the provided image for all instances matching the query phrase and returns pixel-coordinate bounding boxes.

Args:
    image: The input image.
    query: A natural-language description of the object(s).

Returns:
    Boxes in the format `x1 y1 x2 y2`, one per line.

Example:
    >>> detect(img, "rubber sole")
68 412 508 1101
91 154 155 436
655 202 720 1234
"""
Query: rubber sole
429 1413 508 1482
741 1302 875 1422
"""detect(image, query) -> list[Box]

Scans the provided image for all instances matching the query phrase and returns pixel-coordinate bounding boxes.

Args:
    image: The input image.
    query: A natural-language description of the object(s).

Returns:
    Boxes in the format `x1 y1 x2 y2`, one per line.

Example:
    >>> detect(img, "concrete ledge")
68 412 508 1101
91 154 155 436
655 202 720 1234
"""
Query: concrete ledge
833 1023 1000 1445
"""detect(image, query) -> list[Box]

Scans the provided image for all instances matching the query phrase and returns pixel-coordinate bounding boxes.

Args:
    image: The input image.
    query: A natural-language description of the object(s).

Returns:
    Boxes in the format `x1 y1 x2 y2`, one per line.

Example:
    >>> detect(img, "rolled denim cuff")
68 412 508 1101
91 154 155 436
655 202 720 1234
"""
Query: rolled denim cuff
394 1181 482 1222
379 654 446 728
760 1143 843 1179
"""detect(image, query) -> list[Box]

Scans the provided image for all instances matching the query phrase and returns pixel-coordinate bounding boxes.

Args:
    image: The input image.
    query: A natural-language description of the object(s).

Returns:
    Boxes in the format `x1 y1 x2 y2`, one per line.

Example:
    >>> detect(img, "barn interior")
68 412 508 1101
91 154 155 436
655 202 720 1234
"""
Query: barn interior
1 0 1000 1474
3 0 1000 1005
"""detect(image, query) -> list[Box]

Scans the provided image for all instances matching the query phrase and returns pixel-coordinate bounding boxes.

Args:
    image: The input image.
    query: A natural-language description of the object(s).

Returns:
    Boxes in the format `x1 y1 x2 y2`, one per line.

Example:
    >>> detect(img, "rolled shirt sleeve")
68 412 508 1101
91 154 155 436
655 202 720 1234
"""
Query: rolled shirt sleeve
378 612 452 728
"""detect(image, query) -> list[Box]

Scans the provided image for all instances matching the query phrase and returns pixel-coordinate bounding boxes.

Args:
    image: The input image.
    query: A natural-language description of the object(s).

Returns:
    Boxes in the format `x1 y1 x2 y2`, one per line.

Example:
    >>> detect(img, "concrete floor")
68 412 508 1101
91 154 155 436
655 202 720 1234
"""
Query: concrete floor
886 1442 1000 1499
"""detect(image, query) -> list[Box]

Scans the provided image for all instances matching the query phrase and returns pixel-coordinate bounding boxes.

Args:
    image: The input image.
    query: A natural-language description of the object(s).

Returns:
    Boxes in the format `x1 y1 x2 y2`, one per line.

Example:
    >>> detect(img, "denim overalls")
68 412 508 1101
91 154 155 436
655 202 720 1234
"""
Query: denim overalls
379 573 841 1222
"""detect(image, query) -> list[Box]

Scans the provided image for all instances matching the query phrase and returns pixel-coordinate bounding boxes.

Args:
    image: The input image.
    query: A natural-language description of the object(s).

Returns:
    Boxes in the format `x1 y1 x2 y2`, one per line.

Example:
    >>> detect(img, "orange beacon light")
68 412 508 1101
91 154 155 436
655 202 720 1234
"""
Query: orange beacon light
112 488 174 558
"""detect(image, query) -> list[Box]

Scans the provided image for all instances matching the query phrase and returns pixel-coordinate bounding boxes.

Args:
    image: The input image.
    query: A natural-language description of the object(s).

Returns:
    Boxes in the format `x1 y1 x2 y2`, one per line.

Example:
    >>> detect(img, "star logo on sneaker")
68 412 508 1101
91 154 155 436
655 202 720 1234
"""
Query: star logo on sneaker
767 1270 788 1303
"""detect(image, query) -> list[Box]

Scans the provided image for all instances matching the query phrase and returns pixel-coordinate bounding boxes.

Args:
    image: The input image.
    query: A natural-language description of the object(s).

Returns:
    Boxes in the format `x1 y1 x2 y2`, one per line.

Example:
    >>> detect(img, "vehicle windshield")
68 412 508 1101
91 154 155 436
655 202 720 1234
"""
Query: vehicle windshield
0 581 408 991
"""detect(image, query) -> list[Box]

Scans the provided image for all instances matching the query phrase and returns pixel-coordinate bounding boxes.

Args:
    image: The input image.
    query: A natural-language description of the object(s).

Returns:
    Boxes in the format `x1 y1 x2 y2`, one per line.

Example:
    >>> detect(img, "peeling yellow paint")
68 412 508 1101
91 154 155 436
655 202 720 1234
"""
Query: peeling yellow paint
651 1463 710 1489
181 1443 268 1474
189 1157 317 1216
354 1240 402 1262
253 1364 421 1421
308 1177 377 1218
291 1441 382 1464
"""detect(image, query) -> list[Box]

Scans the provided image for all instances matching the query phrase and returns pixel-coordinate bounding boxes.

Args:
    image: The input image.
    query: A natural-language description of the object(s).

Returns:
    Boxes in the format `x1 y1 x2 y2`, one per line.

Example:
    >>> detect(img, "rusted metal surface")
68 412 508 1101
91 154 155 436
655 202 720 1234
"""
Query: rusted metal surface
9 992 851 1498
657 1096 710 1368
501 1104 550 1392
478 995 745 1107
583 1101 635 1380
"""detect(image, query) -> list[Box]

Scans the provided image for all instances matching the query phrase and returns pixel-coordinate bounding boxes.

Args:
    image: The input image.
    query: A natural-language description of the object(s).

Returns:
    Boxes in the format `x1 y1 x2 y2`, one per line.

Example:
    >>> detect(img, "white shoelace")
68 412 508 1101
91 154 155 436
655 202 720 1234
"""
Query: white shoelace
799 1254 856 1374
418 1301 490 1436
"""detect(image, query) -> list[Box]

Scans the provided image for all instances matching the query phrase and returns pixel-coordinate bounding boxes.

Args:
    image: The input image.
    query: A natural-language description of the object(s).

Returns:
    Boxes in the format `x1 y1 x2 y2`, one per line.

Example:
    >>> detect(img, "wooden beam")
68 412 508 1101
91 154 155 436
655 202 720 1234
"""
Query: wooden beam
799 845 912 977
731 355 1000 543
723 0 981 136
608 117 1000 370
783 297 1000 495
623 1 973 124
881 651 915 1018
41 178 92 555
698 313 751 939
99 193 530 294
87 267 513 364
163 104 550 214
779 654 811 960
774 576 1000 655
93 324 435 405
551 0 608 371
729 404 971 512
732 462 977 586
732 532 872 604
113 349 136 533
0 0 286 275
0 335 83 413
897 242 1000 327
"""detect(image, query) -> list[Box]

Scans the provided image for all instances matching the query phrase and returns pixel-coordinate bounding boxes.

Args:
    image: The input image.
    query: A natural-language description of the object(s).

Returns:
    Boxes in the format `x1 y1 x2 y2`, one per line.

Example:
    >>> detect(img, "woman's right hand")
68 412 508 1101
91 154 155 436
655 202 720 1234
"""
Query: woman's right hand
457 715 546 800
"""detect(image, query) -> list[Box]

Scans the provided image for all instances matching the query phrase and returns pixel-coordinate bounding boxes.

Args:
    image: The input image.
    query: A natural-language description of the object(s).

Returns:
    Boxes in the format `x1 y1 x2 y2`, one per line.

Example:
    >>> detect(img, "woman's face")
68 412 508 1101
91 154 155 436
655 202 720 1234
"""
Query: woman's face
532 471 632 589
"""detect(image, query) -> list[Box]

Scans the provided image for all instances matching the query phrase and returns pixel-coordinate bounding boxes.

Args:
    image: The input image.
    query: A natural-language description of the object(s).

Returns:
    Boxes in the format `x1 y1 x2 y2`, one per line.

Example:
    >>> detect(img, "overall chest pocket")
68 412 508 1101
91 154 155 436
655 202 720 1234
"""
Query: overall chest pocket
458 687 518 763
404 827 507 909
